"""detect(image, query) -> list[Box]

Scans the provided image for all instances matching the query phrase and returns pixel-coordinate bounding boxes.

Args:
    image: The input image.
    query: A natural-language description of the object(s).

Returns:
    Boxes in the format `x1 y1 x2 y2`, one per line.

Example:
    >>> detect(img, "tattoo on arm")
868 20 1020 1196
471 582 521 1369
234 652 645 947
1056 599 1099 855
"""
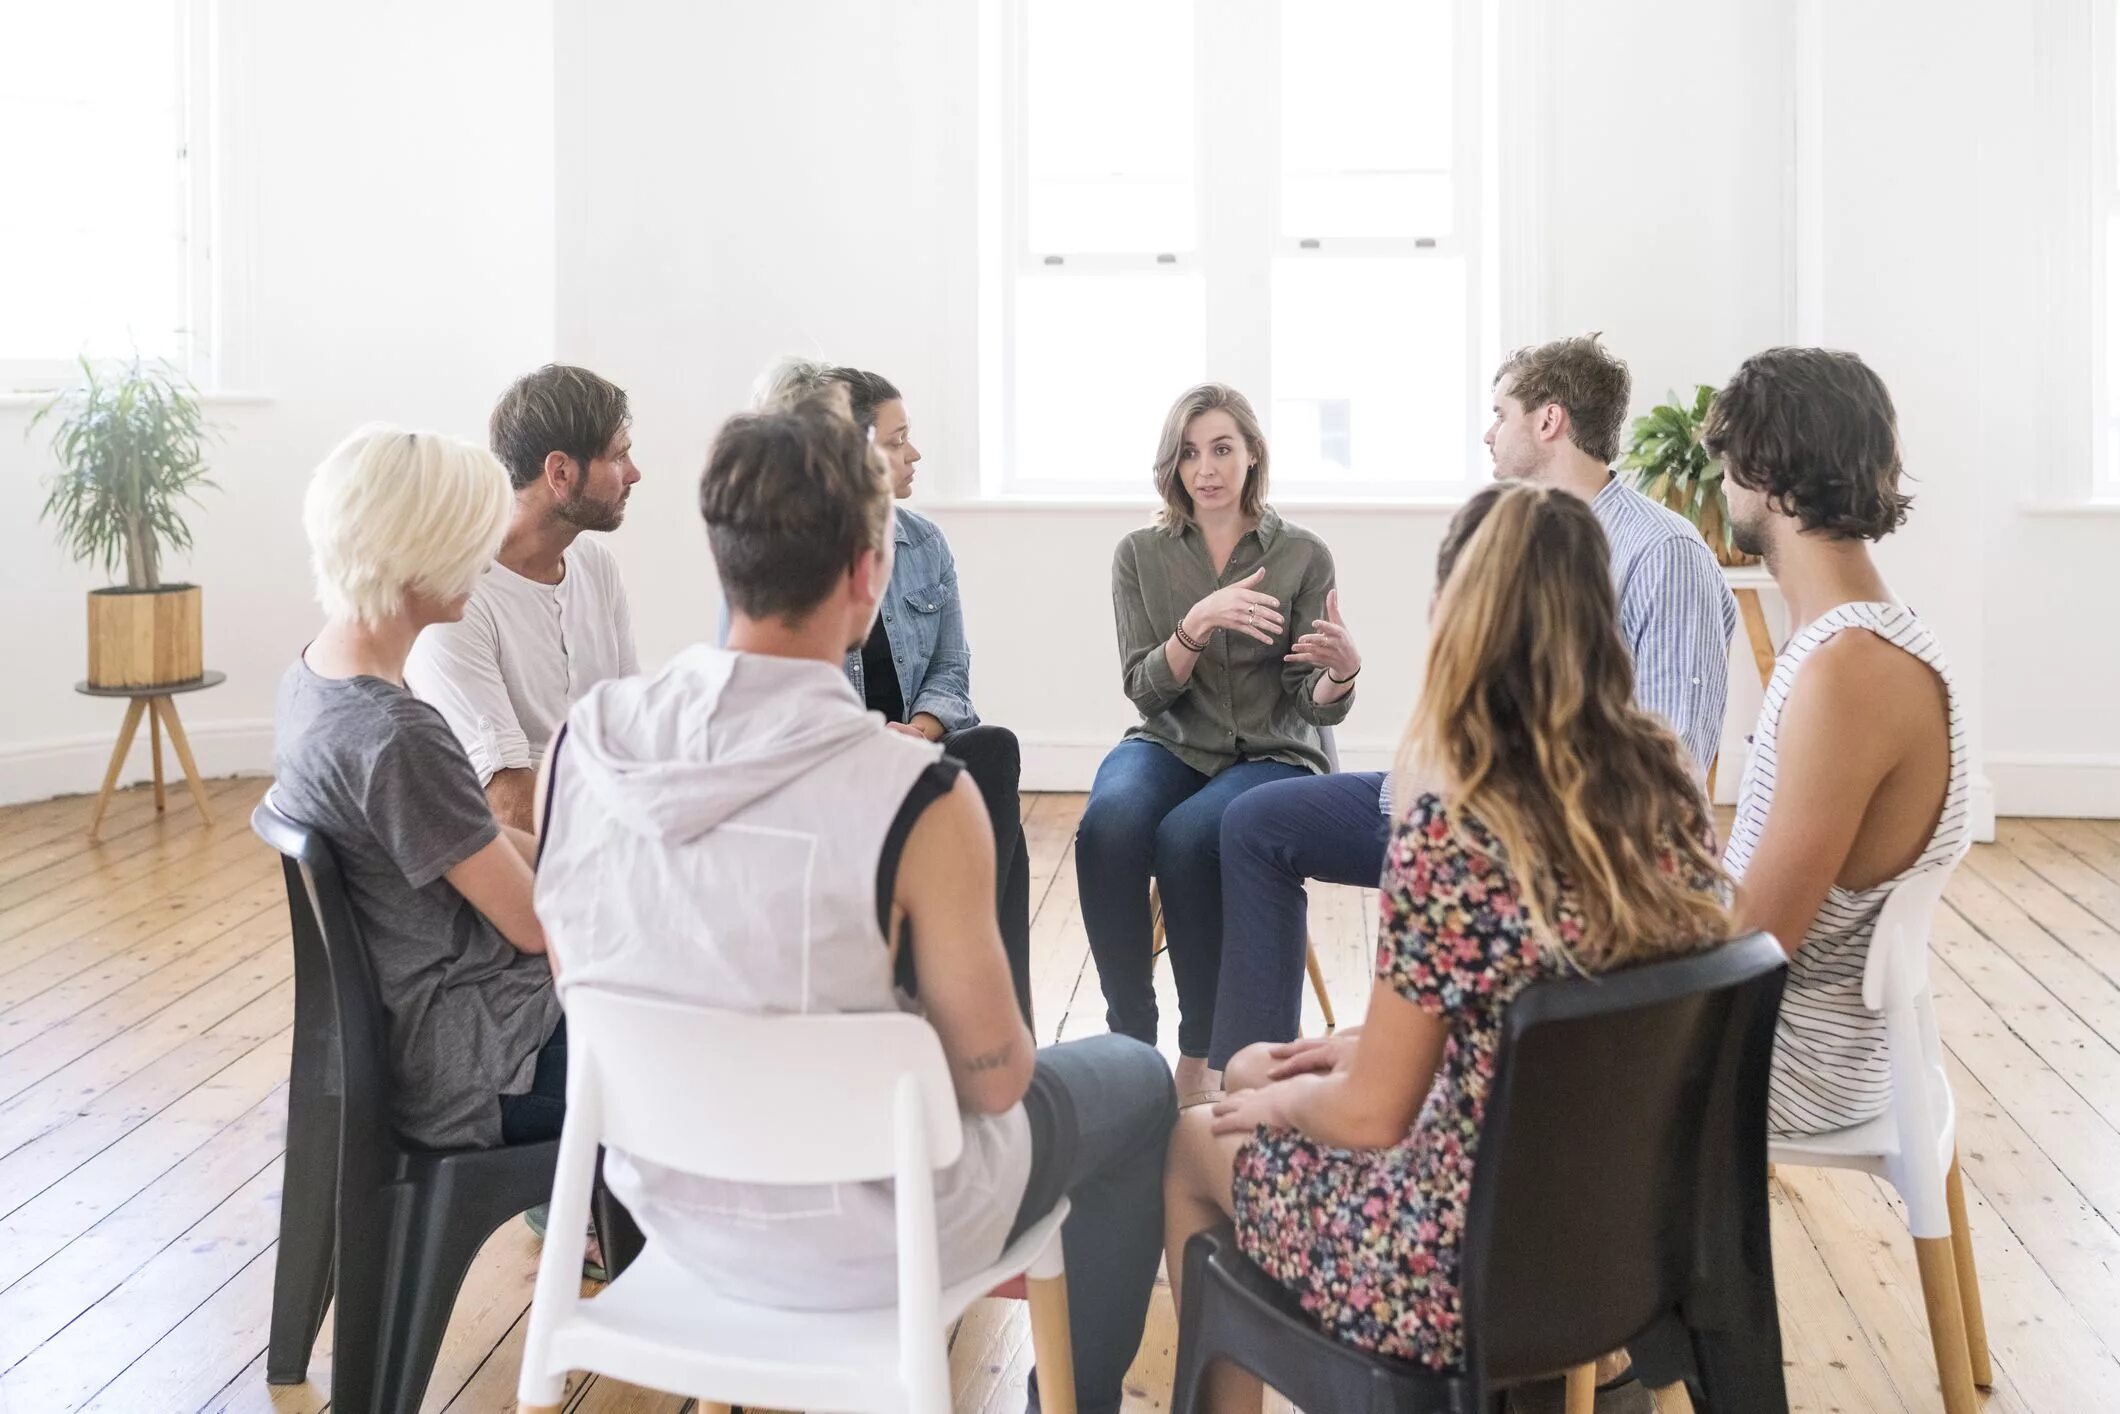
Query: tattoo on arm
964 1042 1016 1073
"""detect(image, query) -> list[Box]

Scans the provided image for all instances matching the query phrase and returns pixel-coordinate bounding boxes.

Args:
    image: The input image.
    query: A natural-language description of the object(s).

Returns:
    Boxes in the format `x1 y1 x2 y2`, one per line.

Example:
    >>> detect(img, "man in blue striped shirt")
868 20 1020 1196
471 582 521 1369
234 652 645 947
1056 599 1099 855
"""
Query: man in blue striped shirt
1206 335 1737 1077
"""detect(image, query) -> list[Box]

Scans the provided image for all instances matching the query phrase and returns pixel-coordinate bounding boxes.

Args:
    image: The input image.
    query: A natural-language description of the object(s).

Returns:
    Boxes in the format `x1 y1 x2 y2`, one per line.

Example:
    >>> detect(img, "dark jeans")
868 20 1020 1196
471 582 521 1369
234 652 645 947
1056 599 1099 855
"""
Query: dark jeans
945 724 1035 1026
499 1016 568 1144
1076 739 1309 1057
1007 1033 1179 1414
1207 770 1390 1070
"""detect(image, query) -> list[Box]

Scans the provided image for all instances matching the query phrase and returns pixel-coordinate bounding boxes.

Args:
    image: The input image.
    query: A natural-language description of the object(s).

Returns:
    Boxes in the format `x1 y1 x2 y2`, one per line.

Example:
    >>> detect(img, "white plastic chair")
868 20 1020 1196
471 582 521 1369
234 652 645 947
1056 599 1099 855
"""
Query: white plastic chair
515 991 1075 1414
1767 852 1990 1414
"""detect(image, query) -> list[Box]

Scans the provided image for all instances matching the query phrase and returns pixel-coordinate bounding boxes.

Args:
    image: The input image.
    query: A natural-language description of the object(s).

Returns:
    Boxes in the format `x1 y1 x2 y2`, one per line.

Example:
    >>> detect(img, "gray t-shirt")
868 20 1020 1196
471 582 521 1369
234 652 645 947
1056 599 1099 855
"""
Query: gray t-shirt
272 657 562 1149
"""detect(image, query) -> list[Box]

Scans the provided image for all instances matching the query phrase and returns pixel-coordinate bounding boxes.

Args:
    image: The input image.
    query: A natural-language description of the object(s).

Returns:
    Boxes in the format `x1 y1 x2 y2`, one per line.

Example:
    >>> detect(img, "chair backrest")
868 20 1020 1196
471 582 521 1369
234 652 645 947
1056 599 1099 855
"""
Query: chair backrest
559 985 966 1185
252 794 402 1169
1861 848 1967 1013
1460 932 1788 1384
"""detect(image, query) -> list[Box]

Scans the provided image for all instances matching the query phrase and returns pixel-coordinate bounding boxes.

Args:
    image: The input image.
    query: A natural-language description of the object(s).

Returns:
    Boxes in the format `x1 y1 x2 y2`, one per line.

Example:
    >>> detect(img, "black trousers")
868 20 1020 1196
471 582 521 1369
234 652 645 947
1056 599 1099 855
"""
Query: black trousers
942 724 1035 1027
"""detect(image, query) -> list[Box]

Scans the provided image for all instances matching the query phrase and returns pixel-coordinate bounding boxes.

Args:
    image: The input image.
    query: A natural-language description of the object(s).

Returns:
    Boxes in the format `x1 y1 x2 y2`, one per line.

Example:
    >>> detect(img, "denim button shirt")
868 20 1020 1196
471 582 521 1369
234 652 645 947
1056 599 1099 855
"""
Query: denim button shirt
846 506 978 732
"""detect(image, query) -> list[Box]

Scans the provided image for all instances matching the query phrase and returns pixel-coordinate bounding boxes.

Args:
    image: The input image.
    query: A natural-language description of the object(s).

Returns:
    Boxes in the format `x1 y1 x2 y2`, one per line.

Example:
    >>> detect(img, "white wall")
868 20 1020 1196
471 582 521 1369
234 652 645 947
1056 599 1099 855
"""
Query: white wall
0 0 556 805
4 0 2115 821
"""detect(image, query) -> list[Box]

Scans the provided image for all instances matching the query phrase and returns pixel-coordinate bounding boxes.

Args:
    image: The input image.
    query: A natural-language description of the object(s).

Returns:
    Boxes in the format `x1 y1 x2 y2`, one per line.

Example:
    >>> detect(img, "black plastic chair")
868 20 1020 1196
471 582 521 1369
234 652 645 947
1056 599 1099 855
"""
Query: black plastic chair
255 795 589 1413
1171 932 1790 1414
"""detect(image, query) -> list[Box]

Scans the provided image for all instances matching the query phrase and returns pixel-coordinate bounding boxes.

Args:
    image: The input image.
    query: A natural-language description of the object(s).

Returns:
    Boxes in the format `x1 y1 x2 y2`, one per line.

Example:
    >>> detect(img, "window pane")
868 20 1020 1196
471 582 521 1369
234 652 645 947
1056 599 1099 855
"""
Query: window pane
1271 257 1467 485
1014 273 1205 485
1281 0 1453 237
1025 0 1193 252
0 1 185 364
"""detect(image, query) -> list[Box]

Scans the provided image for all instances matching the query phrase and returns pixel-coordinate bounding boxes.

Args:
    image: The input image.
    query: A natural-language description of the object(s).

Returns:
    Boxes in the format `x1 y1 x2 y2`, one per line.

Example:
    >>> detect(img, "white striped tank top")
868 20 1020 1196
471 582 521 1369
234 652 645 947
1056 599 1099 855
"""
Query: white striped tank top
1721 602 1968 1137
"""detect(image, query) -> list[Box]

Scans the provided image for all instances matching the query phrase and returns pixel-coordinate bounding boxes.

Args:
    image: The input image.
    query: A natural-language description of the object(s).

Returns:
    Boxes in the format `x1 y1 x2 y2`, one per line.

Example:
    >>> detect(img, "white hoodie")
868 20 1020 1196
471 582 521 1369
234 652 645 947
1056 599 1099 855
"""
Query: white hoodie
535 644 1031 1309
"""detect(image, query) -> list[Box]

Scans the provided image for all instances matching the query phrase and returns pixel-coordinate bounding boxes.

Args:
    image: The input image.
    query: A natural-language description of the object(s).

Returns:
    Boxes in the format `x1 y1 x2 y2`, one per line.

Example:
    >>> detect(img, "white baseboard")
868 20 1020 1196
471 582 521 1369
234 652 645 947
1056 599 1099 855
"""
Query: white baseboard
1985 755 2120 821
0 718 276 808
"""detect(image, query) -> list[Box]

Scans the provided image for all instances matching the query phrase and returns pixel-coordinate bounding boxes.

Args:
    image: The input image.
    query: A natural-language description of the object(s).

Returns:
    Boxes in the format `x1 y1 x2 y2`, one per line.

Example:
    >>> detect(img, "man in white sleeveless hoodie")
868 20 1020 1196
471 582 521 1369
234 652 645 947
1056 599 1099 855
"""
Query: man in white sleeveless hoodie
1707 348 1969 1138
533 401 1176 1414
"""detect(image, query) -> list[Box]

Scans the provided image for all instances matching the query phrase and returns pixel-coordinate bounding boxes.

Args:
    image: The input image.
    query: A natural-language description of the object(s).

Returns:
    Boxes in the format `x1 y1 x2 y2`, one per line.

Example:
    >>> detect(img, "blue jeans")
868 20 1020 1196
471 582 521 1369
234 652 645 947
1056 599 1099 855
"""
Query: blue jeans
1076 739 1310 1058
1207 770 1390 1069
1008 1034 1177 1414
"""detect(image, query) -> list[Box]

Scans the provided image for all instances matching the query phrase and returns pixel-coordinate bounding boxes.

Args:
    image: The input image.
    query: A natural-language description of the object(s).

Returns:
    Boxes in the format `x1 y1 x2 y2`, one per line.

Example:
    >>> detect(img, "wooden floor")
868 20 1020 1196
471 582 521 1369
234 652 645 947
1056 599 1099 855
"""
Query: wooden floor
0 779 2116 1412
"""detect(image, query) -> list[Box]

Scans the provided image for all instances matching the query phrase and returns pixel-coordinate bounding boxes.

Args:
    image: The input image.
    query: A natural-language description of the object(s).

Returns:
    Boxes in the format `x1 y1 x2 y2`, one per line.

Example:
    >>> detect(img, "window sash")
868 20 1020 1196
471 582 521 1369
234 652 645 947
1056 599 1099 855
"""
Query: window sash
993 0 1488 499
0 0 210 391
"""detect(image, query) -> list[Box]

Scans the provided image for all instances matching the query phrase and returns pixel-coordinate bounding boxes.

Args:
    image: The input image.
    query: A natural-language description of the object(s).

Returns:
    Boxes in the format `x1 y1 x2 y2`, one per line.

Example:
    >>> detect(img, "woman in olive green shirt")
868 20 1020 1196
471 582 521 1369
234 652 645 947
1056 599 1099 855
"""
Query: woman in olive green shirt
1078 383 1361 1098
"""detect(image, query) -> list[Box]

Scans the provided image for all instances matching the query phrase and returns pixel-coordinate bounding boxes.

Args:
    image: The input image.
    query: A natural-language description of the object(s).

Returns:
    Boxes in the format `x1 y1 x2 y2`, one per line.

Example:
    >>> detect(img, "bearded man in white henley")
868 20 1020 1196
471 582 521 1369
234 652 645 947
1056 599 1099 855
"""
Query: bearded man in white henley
406 365 642 832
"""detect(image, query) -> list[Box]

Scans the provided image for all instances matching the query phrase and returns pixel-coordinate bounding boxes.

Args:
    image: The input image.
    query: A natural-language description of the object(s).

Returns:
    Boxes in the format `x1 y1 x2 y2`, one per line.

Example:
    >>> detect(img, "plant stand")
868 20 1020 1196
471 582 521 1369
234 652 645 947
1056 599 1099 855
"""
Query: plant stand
75 670 226 839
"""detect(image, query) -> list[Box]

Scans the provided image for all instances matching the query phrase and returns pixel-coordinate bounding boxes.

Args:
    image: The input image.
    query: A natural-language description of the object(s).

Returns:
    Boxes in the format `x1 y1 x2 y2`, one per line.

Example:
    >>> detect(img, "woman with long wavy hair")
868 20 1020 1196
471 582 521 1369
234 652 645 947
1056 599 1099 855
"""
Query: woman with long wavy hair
1159 480 1729 1408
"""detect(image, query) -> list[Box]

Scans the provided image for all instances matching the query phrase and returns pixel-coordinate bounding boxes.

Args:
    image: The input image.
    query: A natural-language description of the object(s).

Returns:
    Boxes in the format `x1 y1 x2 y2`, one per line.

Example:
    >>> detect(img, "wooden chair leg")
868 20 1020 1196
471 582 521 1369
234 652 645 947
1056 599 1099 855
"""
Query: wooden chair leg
1563 1362 1596 1414
88 698 148 840
1651 1382 1697 1414
153 696 214 825
1914 1234 1982 1414
1150 883 1168 958
1027 1271 1078 1414
1946 1152 1993 1388
148 699 166 812
1303 939 1337 1030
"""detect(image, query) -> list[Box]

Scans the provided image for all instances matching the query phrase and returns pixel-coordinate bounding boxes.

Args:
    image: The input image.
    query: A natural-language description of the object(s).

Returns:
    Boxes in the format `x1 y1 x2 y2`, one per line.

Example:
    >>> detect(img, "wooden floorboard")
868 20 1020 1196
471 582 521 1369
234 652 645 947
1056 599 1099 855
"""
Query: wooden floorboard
0 783 2110 1411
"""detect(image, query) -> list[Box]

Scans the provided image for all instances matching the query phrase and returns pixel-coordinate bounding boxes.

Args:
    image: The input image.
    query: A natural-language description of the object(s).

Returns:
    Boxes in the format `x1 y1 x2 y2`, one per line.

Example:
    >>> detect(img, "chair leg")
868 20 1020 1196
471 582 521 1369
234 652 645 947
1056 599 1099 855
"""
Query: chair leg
1946 1152 1993 1388
266 1054 338 1383
1151 883 1168 959
1563 1363 1596 1414
1650 1383 1697 1414
1303 938 1336 1030
1027 1272 1078 1414
1914 1234 1982 1414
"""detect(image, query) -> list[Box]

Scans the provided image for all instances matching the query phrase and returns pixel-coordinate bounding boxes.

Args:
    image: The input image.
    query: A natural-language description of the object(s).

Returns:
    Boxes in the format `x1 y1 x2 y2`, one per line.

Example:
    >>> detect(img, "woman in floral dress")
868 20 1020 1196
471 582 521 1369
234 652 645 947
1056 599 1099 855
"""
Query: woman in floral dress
1161 481 1730 1409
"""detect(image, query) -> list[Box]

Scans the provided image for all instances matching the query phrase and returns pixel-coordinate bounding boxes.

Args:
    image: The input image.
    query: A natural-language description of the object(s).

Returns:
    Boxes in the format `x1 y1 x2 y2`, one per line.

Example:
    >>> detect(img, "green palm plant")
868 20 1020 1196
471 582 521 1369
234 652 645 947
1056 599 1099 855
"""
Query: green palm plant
1618 383 1754 567
29 355 217 589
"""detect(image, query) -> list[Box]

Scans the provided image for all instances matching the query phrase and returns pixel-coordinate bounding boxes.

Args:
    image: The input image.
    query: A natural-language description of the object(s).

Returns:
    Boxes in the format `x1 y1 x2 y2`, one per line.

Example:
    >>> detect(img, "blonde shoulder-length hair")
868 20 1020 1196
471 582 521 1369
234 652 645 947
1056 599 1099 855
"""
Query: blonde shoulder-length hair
1151 383 1270 534
1395 481 1729 972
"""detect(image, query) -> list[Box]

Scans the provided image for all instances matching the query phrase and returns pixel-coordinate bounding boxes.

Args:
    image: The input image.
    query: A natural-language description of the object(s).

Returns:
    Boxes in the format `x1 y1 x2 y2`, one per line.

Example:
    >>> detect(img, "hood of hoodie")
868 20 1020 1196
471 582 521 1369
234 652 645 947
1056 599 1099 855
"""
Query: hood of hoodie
562 645 879 843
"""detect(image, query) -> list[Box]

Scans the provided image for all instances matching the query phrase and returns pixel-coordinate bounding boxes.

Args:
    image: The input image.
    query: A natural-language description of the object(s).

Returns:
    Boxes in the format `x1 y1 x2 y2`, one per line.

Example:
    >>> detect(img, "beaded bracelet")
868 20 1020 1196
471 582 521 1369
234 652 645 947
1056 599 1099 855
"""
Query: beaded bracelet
1174 621 1210 653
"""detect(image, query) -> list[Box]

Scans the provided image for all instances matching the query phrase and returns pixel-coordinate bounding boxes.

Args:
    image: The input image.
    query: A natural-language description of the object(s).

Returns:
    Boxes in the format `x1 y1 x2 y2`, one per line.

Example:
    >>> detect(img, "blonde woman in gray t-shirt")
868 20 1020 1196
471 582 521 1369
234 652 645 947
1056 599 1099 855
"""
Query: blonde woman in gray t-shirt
273 426 563 1152
1079 384 1362 1101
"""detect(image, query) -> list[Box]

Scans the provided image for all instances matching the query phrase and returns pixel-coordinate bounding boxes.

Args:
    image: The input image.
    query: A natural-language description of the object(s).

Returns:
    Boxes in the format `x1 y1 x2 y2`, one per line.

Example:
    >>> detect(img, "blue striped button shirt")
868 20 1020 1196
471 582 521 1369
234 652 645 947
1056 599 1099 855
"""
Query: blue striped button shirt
1383 478 1734 816
1592 477 1738 782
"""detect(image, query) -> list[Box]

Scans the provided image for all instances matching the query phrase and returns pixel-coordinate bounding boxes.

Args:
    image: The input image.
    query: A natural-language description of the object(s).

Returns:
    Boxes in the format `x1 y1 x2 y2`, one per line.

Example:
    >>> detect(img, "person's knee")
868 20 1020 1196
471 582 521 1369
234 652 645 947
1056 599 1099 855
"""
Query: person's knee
1078 786 1155 867
1223 1041 1277 1093
1153 806 1224 886
1085 1033 1179 1136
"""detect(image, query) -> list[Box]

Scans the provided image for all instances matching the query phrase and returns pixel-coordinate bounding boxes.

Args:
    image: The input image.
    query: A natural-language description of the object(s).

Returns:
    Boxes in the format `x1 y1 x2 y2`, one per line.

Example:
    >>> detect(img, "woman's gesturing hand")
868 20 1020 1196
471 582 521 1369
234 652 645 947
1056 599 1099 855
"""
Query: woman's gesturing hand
1184 567 1285 647
1285 588 1360 680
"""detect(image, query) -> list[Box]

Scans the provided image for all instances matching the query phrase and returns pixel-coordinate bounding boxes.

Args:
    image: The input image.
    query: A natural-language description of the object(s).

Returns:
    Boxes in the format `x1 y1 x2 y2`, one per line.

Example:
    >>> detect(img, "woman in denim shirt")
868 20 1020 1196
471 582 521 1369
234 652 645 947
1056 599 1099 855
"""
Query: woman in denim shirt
754 361 1033 1022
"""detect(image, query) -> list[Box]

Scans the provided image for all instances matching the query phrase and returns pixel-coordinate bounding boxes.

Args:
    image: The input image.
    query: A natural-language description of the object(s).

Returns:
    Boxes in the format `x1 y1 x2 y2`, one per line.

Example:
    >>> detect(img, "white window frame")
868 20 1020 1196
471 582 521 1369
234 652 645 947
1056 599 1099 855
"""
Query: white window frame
0 0 215 392
984 0 1492 501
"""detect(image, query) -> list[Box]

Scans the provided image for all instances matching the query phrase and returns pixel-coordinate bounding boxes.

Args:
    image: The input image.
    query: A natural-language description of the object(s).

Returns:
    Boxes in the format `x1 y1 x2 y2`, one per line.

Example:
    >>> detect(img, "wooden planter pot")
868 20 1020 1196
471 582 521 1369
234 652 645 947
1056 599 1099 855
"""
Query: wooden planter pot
87 584 204 689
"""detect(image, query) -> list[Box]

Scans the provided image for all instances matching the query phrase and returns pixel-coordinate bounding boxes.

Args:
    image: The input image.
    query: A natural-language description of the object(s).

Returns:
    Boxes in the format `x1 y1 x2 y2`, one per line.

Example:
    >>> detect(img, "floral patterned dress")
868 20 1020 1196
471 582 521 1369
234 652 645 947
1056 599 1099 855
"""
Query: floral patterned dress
1230 791 1714 1370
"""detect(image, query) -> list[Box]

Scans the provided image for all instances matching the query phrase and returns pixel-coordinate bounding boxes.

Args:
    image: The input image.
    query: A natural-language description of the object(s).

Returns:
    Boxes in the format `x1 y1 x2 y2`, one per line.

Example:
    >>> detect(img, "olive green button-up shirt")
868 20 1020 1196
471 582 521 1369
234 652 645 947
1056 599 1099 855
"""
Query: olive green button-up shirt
1110 506 1354 778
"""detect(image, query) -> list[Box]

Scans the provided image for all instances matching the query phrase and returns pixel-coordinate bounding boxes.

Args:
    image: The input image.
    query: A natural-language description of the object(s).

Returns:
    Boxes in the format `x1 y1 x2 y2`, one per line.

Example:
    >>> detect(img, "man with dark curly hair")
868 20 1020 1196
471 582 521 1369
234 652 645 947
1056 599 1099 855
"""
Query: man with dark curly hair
1708 347 1971 1138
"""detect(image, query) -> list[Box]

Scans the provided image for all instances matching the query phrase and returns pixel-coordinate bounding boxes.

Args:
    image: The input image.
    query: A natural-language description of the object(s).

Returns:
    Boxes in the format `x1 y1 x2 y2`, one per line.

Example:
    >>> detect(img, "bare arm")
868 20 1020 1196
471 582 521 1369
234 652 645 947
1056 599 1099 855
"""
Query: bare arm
487 767 536 836
444 834 547 956
1729 634 1901 957
896 773 1036 1114
1212 975 1444 1148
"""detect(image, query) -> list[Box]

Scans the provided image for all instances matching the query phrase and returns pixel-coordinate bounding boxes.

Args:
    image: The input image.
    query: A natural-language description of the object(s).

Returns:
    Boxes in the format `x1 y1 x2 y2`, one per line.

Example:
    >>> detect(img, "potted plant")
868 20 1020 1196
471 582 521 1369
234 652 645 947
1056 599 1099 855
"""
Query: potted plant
1618 383 1757 568
30 355 219 688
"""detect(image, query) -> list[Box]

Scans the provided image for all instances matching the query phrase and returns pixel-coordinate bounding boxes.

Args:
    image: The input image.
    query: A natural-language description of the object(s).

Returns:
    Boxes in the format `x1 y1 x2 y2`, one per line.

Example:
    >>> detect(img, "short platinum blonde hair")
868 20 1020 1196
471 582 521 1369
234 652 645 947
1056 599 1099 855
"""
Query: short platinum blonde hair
303 425 512 626
751 355 851 419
